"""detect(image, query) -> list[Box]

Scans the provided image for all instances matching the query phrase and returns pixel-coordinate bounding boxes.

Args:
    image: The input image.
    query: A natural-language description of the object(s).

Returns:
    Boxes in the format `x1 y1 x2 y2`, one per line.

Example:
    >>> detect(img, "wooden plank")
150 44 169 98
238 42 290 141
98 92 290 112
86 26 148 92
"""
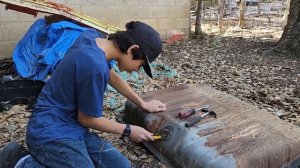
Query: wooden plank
0 0 123 34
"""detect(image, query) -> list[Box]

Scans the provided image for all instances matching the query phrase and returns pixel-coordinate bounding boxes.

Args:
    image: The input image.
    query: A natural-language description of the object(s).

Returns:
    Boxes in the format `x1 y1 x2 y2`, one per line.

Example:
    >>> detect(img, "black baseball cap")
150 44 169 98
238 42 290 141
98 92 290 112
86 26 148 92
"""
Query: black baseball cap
126 21 162 78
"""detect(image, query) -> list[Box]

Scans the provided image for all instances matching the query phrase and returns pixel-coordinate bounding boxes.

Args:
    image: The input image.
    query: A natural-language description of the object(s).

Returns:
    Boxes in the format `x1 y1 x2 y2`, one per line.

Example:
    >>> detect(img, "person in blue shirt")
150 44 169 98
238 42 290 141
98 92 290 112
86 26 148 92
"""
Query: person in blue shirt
0 21 166 168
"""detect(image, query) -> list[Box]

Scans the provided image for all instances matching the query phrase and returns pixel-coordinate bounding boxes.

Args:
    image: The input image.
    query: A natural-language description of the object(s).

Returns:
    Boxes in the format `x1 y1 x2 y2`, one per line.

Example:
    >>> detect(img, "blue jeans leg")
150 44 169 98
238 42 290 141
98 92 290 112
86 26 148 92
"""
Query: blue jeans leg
84 132 131 168
15 155 45 168
27 139 94 168
22 132 129 168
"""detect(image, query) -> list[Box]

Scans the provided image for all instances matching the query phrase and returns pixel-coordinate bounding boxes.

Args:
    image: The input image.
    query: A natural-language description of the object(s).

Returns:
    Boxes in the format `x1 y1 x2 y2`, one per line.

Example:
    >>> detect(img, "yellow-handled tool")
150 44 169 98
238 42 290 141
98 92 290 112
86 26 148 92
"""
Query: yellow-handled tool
153 135 162 140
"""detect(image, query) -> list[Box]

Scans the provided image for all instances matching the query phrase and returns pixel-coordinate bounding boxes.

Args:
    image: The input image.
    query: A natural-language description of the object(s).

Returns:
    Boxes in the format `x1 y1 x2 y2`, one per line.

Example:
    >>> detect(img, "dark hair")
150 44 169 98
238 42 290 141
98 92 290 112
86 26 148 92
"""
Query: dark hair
108 31 145 60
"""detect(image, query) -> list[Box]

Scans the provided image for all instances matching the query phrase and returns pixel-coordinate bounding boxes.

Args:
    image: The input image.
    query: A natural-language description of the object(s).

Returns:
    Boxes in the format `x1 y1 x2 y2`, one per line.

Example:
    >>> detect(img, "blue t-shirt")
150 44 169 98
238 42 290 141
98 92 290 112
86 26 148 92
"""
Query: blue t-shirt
26 29 112 146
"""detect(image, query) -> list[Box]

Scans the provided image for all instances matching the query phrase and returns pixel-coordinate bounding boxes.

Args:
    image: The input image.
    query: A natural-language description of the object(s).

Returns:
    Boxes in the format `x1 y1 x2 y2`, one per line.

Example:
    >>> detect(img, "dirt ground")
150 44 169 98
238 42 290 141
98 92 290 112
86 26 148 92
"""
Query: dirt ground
1 17 300 167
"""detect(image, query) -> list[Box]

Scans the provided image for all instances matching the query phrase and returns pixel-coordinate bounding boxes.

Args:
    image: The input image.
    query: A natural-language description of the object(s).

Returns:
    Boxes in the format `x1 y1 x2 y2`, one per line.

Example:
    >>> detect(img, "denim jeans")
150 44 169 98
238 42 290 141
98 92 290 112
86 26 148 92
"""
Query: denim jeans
17 132 130 168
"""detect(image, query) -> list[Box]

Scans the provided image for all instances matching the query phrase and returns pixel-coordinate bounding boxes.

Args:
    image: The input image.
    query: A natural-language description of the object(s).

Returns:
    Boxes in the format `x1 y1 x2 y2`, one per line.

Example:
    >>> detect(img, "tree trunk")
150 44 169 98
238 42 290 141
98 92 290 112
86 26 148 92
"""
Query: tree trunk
275 0 300 56
282 0 290 26
239 0 246 28
195 0 203 39
218 0 225 32
257 0 261 15
191 0 198 11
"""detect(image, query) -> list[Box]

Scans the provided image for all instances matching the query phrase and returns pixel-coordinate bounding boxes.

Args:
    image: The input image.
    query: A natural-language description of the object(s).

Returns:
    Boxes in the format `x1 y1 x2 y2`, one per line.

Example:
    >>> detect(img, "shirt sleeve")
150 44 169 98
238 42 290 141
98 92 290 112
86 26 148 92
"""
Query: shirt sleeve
108 59 116 69
76 73 107 117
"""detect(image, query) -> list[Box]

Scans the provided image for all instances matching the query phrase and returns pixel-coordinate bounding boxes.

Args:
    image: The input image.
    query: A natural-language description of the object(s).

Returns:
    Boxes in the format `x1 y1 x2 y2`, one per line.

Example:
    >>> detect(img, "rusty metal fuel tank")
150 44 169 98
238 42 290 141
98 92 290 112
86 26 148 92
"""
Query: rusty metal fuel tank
124 84 300 168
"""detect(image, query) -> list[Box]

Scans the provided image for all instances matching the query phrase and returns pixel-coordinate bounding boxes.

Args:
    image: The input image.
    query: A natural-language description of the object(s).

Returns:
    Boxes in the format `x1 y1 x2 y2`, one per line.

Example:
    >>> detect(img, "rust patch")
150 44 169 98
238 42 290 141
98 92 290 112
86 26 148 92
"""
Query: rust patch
5 4 38 16
46 1 72 12
181 102 200 109
144 114 168 133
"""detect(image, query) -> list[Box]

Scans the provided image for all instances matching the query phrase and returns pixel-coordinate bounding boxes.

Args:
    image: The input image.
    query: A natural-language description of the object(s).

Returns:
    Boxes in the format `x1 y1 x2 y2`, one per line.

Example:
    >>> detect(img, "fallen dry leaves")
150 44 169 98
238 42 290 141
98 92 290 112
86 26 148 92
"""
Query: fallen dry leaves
1 23 300 167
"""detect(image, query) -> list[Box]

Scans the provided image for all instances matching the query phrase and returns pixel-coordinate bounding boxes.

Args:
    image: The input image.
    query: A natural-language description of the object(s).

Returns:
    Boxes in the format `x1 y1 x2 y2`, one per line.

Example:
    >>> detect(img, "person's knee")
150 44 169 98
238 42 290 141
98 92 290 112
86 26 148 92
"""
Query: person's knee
118 159 131 168
121 156 131 168
91 144 131 168
28 140 94 168
112 151 131 168
84 132 131 167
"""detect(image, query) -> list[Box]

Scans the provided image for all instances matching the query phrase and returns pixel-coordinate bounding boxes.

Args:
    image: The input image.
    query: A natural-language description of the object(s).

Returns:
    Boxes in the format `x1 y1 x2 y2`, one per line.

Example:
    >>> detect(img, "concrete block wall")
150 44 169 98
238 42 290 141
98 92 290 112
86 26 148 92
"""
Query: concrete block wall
0 0 190 59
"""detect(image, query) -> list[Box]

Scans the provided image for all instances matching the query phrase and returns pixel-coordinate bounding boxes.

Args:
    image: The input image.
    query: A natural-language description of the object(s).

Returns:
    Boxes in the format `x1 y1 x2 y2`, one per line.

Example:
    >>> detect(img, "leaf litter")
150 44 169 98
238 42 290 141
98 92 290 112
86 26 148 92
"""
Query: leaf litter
1 25 300 167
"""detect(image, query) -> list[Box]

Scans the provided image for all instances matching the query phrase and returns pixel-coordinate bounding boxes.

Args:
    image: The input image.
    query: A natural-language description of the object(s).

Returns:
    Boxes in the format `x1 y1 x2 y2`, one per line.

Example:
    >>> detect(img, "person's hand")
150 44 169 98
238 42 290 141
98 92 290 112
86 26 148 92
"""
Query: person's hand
141 100 166 113
129 125 154 143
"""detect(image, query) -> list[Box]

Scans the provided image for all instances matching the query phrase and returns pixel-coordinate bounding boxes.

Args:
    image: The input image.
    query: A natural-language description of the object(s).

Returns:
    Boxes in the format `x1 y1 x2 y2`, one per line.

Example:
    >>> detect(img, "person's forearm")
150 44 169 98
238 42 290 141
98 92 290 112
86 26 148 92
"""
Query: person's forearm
78 110 125 135
108 70 145 108
78 110 154 142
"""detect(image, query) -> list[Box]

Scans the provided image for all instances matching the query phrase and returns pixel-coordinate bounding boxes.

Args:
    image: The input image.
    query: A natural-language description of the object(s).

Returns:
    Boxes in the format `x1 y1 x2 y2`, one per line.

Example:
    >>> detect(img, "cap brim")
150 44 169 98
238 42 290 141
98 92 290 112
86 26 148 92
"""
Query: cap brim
143 57 153 78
